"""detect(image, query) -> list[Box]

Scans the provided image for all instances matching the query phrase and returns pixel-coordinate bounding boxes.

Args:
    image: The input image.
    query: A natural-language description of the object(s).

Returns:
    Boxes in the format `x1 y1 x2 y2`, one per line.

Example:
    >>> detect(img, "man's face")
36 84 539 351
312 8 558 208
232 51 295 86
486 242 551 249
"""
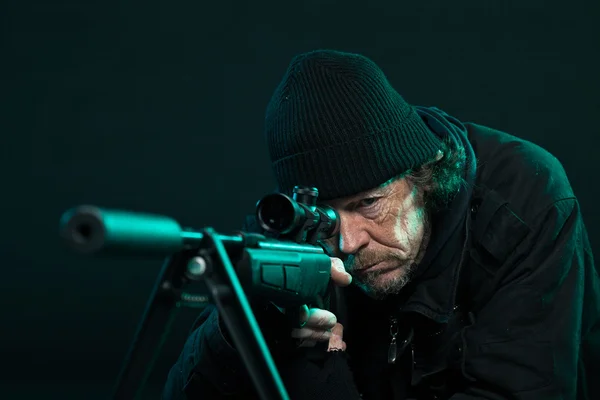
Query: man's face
321 177 430 299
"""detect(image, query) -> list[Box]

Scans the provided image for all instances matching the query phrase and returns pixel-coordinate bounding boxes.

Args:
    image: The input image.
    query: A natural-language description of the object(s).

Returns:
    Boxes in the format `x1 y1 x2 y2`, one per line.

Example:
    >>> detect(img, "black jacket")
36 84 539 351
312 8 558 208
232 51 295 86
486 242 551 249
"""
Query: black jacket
163 123 599 399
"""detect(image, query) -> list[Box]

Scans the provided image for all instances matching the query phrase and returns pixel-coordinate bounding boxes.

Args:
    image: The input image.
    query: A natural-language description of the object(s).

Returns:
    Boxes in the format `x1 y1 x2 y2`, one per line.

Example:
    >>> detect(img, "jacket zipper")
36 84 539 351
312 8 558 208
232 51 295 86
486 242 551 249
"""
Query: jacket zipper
388 316 399 364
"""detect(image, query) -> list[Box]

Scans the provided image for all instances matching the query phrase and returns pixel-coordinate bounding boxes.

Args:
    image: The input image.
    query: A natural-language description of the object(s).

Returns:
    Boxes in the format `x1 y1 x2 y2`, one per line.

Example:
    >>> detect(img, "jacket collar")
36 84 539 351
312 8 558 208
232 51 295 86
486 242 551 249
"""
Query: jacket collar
394 107 477 323
398 210 471 323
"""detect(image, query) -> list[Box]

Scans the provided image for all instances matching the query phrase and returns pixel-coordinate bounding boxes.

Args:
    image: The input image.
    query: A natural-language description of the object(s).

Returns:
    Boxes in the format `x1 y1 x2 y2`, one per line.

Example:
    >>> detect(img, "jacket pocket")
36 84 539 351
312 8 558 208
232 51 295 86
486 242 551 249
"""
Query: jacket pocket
462 333 553 393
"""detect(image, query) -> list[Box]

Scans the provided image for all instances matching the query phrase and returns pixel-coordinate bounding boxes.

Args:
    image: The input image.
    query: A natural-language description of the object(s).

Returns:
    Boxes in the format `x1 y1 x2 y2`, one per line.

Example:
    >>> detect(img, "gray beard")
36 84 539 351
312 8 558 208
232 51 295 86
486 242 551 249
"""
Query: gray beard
353 215 432 300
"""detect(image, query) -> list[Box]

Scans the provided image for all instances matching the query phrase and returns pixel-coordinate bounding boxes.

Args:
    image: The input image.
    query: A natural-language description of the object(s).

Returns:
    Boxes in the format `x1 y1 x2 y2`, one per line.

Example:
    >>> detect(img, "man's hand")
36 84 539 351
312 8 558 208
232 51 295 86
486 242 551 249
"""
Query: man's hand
291 257 352 350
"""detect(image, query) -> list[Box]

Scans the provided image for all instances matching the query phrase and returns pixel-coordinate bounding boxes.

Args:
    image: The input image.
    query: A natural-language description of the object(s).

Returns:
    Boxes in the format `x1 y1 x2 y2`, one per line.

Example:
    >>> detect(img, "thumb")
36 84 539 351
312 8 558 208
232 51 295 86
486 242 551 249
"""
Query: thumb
330 257 352 287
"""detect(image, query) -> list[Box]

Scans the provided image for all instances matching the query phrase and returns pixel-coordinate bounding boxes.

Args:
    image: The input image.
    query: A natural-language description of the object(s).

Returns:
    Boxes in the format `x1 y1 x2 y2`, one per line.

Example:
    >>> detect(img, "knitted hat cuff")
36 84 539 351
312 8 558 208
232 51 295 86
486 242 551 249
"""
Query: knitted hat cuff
273 107 441 200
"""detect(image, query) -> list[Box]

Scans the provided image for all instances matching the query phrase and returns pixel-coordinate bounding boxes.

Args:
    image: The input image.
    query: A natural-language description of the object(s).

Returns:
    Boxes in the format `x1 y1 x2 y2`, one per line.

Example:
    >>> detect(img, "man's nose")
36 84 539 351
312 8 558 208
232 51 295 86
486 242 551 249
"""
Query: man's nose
338 216 369 255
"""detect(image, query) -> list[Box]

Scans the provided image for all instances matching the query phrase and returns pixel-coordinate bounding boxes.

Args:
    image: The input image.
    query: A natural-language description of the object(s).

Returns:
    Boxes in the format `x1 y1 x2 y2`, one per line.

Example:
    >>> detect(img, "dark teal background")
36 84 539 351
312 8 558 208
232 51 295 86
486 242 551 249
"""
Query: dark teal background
4 0 599 398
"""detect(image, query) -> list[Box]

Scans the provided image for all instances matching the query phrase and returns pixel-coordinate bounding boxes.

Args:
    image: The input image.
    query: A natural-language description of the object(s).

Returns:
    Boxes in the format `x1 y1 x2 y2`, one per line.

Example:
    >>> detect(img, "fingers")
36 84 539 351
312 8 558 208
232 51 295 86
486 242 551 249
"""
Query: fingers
330 257 352 287
291 327 332 341
327 323 346 352
294 322 347 350
331 321 343 336
305 308 337 329
292 307 337 342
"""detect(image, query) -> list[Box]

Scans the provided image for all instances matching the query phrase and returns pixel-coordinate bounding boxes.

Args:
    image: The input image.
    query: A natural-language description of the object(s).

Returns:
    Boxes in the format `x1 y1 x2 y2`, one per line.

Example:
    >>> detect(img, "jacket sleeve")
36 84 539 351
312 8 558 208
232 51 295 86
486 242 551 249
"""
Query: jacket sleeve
162 304 364 400
451 198 598 400
162 305 253 399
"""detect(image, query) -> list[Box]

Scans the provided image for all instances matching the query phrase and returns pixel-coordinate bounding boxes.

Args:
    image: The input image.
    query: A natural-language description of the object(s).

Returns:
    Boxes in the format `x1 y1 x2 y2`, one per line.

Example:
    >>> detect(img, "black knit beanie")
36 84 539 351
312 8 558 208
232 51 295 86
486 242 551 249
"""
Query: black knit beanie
265 50 443 201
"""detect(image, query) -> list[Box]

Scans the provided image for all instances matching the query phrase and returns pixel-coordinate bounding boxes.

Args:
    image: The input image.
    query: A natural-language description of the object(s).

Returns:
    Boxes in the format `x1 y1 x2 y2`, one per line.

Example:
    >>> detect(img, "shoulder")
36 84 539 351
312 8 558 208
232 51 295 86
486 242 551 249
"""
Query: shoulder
462 125 588 318
465 122 576 225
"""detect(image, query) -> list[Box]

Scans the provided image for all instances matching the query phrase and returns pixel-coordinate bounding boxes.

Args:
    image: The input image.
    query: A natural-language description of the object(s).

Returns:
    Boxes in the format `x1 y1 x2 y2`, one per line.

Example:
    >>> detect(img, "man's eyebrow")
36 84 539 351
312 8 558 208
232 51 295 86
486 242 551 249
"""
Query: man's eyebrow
337 189 388 209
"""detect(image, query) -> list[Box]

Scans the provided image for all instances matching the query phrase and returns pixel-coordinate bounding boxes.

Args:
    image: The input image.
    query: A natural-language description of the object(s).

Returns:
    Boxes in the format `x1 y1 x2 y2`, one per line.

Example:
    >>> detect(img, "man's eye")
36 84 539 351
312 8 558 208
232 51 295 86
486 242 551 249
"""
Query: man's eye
357 197 380 208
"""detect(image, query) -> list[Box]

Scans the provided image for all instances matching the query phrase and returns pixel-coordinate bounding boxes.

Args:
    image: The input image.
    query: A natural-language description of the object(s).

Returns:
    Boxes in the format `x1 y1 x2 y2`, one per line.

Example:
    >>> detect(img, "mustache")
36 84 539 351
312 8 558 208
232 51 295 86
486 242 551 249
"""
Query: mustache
344 250 407 271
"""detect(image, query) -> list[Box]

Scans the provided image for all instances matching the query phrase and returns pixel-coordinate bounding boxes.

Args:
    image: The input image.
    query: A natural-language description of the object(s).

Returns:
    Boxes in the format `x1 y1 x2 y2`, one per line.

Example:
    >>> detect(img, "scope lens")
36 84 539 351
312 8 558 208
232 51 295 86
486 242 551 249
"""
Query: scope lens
257 194 296 233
